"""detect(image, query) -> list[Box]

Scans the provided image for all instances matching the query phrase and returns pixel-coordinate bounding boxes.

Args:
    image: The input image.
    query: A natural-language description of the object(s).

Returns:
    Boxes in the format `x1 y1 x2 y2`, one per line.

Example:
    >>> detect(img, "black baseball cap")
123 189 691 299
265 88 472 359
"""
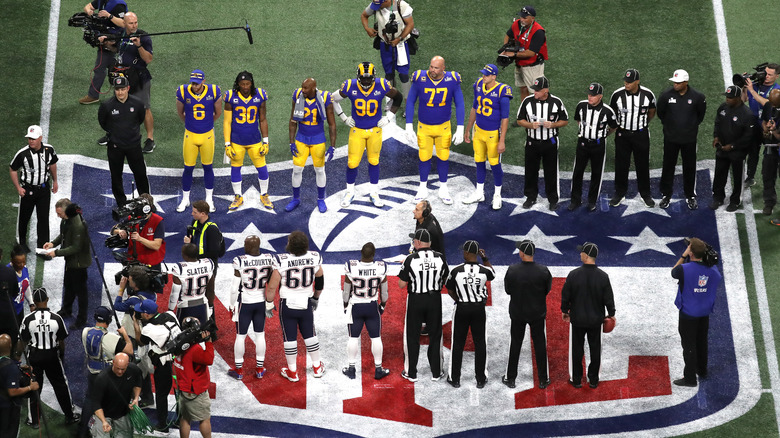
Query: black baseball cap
577 242 599 258
530 76 549 91
409 229 431 243
588 82 604 96
113 76 129 88
518 5 536 17
725 85 742 98
94 306 112 323
516 240 535 256
462 240 480 254
624 69 640 83
32 288 48 303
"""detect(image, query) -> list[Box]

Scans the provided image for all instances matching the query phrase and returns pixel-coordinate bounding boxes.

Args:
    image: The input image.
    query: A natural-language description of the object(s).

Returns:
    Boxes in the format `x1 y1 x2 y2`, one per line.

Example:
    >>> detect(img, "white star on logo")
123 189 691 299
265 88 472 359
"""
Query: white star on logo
497 225 576 255
216 186 286 214
618 197 670 218
609 226 683 255
221 222 288 253
504 197 565 217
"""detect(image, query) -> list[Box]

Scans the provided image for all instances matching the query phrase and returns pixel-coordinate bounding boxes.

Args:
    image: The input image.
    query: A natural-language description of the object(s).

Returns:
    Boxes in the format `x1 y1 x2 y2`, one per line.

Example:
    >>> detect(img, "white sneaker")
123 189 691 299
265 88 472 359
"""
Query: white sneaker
414 187 428 202
341 190 355 208
206 198 216 212
492 194 502 210
462 190 485 204
438 186 453 205
176 199 190 213
370 192 385 208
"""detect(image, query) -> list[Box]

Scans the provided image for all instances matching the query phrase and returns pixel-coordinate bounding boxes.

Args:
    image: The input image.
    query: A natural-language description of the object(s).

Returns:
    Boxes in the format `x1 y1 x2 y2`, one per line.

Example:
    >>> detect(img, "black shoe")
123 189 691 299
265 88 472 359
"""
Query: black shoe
589 381 599 389
522 198 536 209
709 200 723 210
587 202 597 212
763 205 774 215
673 378 697 387
476 378 487 389
342 366 356 379
568 379 582 389
642 195 655 207
568 199 582 211
539 378 551 389
374 366 390 380
65 412 81 425
726 203 741 212
447 378 460 388
609 195 624 207
501 375 516 389
697 372 708 379
687 197 698 210
745 178 756 187
26 419 39 429
97 135 108 146
548 201 559 211
659 196 671 209
143 138 156 154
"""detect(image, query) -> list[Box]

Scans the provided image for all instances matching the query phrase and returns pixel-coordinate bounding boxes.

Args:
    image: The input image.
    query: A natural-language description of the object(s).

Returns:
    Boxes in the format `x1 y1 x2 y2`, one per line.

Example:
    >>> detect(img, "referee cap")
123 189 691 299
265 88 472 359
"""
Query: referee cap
577 242 599 258
588 82 603 96
32 288 48 303
94 306 112 323
725 85 742 98
516 239 535 256
480 64 498 76
409 229 431 243
624 69 640 83
25 125 43 139
669 69 689 83
517 6 537 17
134 299 158 314
462 240 480 254
530 76 549 91
190 69 205 84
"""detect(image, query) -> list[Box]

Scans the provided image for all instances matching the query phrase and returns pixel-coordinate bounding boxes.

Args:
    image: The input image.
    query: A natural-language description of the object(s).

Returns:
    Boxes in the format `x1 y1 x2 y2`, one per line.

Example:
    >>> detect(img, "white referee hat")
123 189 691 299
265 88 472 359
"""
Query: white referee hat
25 125 43 139
670 69 689 83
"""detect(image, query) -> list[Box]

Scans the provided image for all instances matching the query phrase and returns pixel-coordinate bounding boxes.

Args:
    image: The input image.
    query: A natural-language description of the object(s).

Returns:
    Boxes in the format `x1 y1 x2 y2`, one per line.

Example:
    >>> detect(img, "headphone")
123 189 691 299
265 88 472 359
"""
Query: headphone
421 200 431 218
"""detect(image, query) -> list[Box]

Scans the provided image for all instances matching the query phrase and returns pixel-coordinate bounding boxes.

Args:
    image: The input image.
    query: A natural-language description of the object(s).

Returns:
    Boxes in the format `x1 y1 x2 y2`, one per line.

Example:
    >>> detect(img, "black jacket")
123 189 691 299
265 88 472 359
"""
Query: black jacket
713 102 754 157
657 86 707 143
98 94 146 148
561 264 615 327
504 261 552 321
414 214 446 262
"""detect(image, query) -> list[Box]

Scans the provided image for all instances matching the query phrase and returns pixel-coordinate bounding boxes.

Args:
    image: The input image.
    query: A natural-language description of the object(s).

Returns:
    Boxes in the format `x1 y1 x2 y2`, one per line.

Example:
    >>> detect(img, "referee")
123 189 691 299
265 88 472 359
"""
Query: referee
20 288 79 427
445 240 494 389
609 69 657 207
569 83 618 211
9 125 58 254
516 76 569 210
398 229 449 382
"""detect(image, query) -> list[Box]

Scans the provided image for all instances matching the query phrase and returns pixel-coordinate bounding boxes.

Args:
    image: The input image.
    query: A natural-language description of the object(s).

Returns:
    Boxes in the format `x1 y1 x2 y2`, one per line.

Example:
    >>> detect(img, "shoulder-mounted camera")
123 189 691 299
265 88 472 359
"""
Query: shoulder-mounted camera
733 63 769 88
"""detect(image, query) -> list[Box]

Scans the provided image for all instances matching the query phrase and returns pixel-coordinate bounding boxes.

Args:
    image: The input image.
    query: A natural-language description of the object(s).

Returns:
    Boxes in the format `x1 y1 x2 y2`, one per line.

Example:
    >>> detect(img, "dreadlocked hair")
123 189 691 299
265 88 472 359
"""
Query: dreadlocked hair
233 70 257 96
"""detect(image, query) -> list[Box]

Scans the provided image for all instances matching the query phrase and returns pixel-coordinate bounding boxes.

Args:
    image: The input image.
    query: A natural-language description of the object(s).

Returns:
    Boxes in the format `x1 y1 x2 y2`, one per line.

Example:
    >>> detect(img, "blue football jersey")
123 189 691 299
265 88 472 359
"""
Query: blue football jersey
408 70 464 125
225 88 268 145
472 78 513 131
340 78 393 130
293 88 332 144
176 83 222 134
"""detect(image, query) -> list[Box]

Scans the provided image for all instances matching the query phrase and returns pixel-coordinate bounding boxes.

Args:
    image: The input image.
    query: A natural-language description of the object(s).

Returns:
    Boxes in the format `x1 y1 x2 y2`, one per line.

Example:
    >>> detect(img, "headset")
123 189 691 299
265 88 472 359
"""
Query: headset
421 200 431 218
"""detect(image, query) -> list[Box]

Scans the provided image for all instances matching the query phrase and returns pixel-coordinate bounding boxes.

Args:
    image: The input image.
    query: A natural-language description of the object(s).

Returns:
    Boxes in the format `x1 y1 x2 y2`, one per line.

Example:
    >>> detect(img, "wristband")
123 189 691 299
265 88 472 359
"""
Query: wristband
262 137 269 144
224 141 230 147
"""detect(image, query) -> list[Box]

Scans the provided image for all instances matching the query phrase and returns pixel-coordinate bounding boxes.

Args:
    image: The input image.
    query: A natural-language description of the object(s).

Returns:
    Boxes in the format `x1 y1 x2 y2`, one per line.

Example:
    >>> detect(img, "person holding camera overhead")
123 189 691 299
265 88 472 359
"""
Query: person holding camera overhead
110 194 166 270
78 0 127 105
44 198 92 329
173 317 215 438
0 333 39 437
711 86 755 212
742 63 780 188
671 238 722 387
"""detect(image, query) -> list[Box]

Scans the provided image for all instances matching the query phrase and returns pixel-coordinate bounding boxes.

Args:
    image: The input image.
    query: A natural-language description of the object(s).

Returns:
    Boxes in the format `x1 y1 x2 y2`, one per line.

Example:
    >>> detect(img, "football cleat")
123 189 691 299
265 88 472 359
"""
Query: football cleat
227 369 243 380
176 199 190 213
609 195 624 207
341 190 355 208
285 199 301 212
313 362 325 378
255 367 266 379
281 368 299 382
374 367 390 380
357 62 376 91
642 196 655 208
414 187 429 202
687 197 698 210
492 194 502 210
317 199 327 213
401 371 417 382
342 366 356 379
438 185 453 205
369 192 384 208
229 195 244 211
522 198 536 209
260 193 274 210
462 190 485 204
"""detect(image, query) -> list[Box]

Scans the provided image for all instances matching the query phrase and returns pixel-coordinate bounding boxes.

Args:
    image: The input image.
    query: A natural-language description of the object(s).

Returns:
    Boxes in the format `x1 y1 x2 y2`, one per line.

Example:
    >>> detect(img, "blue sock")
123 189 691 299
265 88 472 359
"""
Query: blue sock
293 187 300 200
346 167 359 185
231 166 242 183
476 162 487 184
493 163 503 187
202 164 214 189
368 164 380 184
437 159 449 183
317 186 326 199
256 166 269 180
182 166 195 191
419 160 431 182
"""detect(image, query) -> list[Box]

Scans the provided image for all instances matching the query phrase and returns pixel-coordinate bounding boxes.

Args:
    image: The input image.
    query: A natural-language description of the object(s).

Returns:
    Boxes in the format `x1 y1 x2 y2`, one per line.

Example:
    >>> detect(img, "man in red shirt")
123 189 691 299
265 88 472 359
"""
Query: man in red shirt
500 5 548 100
173 317 214 438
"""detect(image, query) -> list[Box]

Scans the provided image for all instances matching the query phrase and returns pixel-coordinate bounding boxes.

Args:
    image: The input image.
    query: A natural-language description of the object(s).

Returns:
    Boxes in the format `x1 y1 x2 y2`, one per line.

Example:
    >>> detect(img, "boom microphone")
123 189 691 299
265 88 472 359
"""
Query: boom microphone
245 21 254 45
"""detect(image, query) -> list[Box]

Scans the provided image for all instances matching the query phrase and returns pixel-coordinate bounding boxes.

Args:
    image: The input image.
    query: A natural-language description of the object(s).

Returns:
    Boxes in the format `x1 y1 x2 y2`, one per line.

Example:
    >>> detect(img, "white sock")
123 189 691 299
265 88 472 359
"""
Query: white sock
259 177 269 195
291 165 304 189
284 341 297 372
234 334 246 368
180 190 190 204
205 188 213 202
347 337 359 365
370 183 380 195
371 336 383 366
476 183 485 193
232 181 242 196
304 336 321 366
254 331 266 363
494 185 502 197
314 166 326 189
346 183 355 193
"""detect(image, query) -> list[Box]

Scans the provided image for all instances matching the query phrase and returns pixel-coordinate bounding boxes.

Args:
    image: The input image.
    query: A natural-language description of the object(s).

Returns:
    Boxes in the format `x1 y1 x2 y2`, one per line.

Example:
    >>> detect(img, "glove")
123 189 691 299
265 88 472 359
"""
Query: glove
224 143 237 160
345 116 355 128
258 142 269 157
290 142 299 157
405 123 418 147
325 146 335 162
452 125 465 145
377 112 395 128
265 301 275 319
309 297 319 311
379 302 386 315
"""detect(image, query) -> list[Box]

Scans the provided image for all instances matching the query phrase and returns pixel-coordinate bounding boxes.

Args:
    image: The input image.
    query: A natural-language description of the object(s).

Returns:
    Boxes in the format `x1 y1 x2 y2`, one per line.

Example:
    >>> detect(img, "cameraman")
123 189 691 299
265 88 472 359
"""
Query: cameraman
110 194 166 269
671 238 722 387
113 265 155 337
361 0 415 103
78 0 127 105
501 6 548 101
184 200 223 312
173 317 214 438
0 334 39 437
743 63 780 187
711 86 755 211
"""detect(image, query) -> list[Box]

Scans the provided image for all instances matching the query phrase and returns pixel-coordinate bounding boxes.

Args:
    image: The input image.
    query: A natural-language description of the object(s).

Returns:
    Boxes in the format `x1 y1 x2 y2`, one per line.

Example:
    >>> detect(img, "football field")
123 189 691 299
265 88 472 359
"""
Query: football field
3 0 780 436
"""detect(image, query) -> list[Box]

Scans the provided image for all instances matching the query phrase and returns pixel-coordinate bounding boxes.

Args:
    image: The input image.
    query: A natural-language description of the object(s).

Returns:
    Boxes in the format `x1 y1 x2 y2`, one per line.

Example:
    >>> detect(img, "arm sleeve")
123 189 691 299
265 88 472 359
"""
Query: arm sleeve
603 279 616 317
405 81 418 121
500 96 511 120
380 280 388 303
454 85 465 125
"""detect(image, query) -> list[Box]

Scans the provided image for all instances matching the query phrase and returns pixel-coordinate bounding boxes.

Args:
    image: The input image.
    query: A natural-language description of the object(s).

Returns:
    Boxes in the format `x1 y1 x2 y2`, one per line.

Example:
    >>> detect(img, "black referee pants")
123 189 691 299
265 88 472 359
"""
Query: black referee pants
448 302 486 384
712 153 745 206
569 324 602 385
678 312 709 383
27 348 75 425
107 143 150 207
62 267 88 323
404 293 443 379
570 138 606 205
506 316 548 383
762 146 780 209
524 138 559 203
660 139 698 199
17 186 50 249
614 129 651 199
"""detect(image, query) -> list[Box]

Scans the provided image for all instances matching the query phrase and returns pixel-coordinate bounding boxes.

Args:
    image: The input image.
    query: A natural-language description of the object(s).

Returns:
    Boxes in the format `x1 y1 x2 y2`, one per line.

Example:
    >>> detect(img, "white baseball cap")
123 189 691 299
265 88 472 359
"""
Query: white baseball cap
25 125 43 139
670 69 689 83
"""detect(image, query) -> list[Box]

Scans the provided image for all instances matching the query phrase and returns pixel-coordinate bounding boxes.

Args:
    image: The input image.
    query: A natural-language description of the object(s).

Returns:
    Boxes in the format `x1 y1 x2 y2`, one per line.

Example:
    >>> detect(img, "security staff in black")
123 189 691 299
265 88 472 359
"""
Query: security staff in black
502 240 552 389
760 90 780 216
98 75 150 207
184 200 223 310
609 69 657 208
9 125 59 252
412 200 446 263
517 76 568 210
561 243 615 389
445 240 494 389
19 288 79 427
711 86 755 212
569 83 618 211
398 229 449 382
0 333 39 438
657 70 707 210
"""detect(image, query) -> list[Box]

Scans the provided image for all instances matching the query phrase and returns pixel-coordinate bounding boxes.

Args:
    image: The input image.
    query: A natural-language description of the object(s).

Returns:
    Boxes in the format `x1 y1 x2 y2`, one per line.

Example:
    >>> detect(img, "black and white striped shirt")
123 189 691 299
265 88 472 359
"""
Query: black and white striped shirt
20 309 67 351
9 144 58 187
609 86 656 131
398 249 449 294
517 94 569 141
574 100 619 140
445 262 495 303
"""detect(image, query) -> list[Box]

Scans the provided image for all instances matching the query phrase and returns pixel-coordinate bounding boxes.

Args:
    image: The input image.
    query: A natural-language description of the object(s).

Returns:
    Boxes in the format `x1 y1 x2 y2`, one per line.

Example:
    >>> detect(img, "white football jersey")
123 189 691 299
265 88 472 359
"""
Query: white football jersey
344 260 387 304
232 253 275 304
273 251 323 300
167 259 214 305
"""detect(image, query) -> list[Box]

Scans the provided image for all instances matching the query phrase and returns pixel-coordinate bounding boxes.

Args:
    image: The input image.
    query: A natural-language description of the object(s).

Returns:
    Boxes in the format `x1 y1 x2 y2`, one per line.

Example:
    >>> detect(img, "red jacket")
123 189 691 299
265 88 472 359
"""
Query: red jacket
129 213 166 266
173 341 214 394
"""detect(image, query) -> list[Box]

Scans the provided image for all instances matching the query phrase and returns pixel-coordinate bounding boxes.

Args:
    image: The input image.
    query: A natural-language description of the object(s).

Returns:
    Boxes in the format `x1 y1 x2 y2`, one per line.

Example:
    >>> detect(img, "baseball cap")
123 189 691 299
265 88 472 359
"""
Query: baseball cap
462 240 480 254
32 288 48 303
669 69 689 83
94 306 112 323
577 242 599 258
479 64 498 76
25 125 43 139
409 229 432 243
517 5 537 17
134 299 158 314
516 240 535 256
530 76 550 91
113 76 129 88
624 69 640 83
587 82 604 96
369 0 384 11
190 69 205 84
725 85 742 98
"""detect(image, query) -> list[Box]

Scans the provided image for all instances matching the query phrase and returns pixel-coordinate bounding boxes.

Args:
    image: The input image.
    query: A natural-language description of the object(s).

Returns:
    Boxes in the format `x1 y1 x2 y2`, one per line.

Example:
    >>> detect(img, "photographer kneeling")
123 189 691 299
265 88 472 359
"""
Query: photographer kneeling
109 194 166 270
173 317 215 438
0 333 39 437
